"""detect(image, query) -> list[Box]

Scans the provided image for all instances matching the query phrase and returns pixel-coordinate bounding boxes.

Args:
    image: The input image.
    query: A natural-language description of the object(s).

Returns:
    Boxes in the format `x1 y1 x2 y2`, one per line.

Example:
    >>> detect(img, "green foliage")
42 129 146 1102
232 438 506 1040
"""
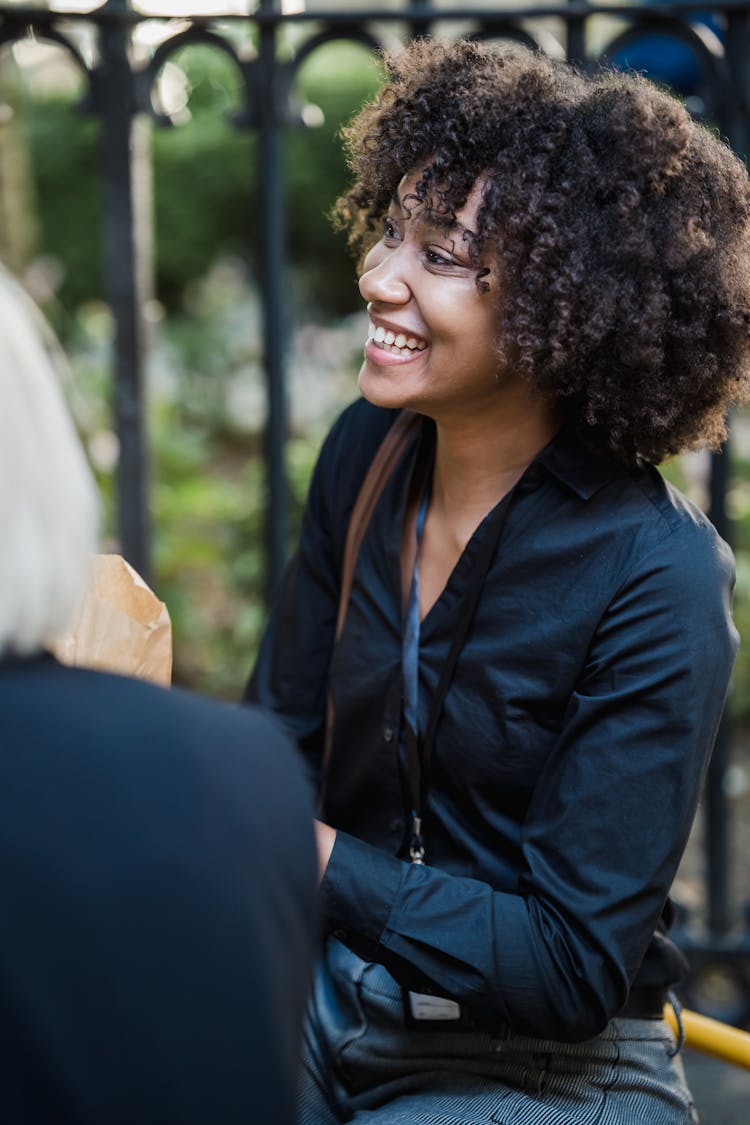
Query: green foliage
151 412 320 699
22 41 382 321
150 45 257 309
25 111 102 327
63 268 336 700
285 43 384 315
153 120 256 310
149 396 265 698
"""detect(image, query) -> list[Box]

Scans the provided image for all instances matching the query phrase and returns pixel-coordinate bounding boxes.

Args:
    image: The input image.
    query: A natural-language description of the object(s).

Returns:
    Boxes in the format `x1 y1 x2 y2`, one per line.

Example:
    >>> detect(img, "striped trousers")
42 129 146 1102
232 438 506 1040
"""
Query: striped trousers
297 938 698 1124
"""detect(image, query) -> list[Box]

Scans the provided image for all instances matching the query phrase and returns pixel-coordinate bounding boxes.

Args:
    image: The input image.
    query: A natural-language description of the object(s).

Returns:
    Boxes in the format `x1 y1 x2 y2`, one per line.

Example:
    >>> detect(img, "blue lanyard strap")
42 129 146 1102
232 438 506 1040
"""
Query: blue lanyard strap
401 484 515 865
401 486 430 864
402 486 429 742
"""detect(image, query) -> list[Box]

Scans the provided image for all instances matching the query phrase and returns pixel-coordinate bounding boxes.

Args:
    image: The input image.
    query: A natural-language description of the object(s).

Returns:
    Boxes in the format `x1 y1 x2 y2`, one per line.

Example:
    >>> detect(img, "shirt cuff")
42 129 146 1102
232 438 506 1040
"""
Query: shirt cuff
320 830 404 946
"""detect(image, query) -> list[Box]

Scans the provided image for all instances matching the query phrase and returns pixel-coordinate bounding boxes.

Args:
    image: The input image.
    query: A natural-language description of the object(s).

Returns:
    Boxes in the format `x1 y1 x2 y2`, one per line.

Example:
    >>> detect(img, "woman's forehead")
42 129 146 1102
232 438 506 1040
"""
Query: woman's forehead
393 170 486 237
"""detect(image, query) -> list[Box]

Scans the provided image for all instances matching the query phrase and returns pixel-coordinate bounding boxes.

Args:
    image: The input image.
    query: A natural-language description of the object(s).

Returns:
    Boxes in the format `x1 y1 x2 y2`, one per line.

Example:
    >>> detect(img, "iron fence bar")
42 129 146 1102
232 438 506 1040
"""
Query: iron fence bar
247 1 750 17
258 0 288 601
566 0 587 64
408 0 433 40
707 447 733 934
724 10 750 159
97 0 150 579
6 3 750 26
706 716 733 935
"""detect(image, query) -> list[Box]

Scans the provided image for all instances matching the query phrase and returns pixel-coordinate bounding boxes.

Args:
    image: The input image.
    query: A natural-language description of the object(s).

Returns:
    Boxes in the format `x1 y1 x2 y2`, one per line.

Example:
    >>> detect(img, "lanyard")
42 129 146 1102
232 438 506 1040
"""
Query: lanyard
402 485 430 751
401 482 514 865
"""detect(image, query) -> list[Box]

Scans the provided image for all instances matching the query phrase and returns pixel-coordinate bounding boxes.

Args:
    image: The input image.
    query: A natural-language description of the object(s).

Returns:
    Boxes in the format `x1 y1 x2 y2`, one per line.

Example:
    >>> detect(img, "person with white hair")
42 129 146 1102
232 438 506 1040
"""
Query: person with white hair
0 271 99 656
0 267 317 1125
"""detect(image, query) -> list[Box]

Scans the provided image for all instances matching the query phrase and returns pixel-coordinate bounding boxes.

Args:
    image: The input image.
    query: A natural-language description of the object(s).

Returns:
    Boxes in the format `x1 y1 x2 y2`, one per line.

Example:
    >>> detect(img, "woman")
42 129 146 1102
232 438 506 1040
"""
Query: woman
247 40 750 1123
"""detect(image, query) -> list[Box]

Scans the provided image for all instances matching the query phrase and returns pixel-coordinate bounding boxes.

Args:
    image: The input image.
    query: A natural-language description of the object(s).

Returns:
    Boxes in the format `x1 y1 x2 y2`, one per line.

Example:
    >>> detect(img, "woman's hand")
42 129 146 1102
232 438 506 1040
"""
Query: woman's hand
314 819 337 882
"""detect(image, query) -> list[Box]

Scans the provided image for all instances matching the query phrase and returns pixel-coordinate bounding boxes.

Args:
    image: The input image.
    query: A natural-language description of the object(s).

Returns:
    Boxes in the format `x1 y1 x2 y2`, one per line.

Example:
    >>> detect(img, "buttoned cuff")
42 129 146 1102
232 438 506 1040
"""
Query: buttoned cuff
320 830 404 948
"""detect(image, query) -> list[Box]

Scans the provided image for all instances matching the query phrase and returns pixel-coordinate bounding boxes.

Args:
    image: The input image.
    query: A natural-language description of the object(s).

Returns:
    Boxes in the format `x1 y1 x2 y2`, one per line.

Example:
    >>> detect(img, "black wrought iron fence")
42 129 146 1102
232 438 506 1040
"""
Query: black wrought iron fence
1 0 749 1024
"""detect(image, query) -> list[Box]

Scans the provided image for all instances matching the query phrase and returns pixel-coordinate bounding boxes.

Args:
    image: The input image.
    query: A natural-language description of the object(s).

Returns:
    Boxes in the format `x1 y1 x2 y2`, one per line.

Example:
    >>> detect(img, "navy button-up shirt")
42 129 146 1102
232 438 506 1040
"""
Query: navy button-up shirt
247 398 737 1042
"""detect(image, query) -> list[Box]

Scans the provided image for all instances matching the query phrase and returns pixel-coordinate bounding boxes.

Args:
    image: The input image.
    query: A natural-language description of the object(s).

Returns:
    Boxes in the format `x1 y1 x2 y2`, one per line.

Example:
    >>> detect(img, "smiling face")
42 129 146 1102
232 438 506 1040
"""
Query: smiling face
358 172 505 421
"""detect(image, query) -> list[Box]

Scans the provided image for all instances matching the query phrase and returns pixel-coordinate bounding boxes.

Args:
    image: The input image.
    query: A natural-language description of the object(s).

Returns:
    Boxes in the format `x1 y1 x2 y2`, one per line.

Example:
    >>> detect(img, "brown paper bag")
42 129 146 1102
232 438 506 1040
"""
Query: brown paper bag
52 554 172 686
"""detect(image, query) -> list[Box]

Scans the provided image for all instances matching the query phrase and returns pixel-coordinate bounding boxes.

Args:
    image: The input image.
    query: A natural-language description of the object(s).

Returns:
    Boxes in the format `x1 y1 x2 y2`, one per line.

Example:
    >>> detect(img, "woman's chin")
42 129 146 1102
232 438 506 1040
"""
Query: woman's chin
358 364 413 411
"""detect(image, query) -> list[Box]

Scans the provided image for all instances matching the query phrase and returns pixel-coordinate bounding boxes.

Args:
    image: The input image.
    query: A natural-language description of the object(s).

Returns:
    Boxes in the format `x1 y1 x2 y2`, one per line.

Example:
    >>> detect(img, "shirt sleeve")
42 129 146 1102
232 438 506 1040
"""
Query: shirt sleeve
320 521 738 1041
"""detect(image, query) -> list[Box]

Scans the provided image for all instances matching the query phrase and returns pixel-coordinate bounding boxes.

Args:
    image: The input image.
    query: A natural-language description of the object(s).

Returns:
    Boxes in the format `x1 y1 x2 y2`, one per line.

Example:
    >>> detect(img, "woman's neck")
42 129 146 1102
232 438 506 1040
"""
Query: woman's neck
429 394 561 541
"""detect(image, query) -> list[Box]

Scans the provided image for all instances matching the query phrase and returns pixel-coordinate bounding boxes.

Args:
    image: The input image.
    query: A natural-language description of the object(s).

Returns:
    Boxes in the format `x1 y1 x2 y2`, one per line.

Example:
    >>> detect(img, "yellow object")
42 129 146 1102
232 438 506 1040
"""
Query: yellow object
664 1005 750 1070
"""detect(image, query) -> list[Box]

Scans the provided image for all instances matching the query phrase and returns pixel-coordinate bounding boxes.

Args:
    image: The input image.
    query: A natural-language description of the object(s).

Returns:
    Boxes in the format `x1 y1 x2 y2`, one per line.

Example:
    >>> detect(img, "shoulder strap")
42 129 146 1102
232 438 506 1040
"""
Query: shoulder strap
321 409 420 785
334 409 419 643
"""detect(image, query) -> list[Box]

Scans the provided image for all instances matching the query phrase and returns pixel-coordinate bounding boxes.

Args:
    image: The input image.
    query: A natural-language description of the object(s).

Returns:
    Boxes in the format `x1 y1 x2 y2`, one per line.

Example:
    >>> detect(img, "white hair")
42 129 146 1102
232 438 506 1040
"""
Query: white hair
0 269 99 655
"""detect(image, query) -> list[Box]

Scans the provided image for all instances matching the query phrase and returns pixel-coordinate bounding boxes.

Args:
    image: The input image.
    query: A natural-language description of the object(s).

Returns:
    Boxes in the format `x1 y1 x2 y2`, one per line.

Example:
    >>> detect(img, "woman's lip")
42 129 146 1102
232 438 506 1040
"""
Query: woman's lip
364 339 427 367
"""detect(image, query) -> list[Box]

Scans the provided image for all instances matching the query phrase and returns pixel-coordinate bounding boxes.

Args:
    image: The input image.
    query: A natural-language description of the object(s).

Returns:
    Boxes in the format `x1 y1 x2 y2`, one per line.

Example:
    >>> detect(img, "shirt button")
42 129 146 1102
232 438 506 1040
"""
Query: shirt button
383 725 394 743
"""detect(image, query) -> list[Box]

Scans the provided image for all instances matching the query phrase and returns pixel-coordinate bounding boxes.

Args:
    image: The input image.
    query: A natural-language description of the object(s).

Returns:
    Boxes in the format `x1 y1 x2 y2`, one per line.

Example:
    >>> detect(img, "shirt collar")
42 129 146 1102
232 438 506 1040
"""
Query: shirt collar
415 414 620 502
534 425 620 501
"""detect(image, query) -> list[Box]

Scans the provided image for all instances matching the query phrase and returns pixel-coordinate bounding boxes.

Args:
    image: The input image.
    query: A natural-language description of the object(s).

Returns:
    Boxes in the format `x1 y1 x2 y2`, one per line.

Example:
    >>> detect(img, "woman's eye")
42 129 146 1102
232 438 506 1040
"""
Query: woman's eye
425 248 456 268
383 217 399 240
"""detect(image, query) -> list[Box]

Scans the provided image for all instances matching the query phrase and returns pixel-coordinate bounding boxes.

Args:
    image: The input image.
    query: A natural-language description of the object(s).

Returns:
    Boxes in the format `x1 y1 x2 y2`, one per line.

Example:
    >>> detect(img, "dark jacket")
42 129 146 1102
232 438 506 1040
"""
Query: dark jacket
0 653 317 1124
248 399 737 1042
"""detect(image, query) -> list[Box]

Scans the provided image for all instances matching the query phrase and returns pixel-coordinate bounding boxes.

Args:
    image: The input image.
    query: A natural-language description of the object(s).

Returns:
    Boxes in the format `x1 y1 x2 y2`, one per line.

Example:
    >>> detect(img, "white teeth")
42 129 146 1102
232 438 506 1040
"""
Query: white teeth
368 321 428 353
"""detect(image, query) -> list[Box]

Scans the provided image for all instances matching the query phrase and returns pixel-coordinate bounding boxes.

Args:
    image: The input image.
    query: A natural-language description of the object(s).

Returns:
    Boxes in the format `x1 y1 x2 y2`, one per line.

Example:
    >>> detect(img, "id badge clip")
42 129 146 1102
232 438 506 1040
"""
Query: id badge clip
403 989 469 1028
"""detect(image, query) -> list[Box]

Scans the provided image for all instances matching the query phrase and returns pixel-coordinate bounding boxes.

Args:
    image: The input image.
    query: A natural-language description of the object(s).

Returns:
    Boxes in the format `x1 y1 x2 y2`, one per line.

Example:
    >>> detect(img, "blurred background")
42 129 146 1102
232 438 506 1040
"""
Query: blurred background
0 0 389 697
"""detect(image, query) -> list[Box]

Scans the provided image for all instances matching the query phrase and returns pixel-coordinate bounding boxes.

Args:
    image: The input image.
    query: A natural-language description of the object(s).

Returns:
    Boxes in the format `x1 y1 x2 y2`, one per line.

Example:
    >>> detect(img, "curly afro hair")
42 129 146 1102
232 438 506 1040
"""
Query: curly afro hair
334 39 750 464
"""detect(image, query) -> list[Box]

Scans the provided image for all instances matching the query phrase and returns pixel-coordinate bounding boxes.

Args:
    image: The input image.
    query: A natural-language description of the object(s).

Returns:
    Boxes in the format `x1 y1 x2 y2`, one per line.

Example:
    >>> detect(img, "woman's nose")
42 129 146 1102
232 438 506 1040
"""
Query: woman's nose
359 249 411 306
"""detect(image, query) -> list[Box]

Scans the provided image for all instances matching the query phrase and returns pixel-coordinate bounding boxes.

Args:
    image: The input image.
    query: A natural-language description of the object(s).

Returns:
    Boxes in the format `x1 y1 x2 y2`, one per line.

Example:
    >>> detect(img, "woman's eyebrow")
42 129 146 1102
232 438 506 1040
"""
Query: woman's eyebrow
389 190 478 251
391 195 473 237
431 217 477 246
